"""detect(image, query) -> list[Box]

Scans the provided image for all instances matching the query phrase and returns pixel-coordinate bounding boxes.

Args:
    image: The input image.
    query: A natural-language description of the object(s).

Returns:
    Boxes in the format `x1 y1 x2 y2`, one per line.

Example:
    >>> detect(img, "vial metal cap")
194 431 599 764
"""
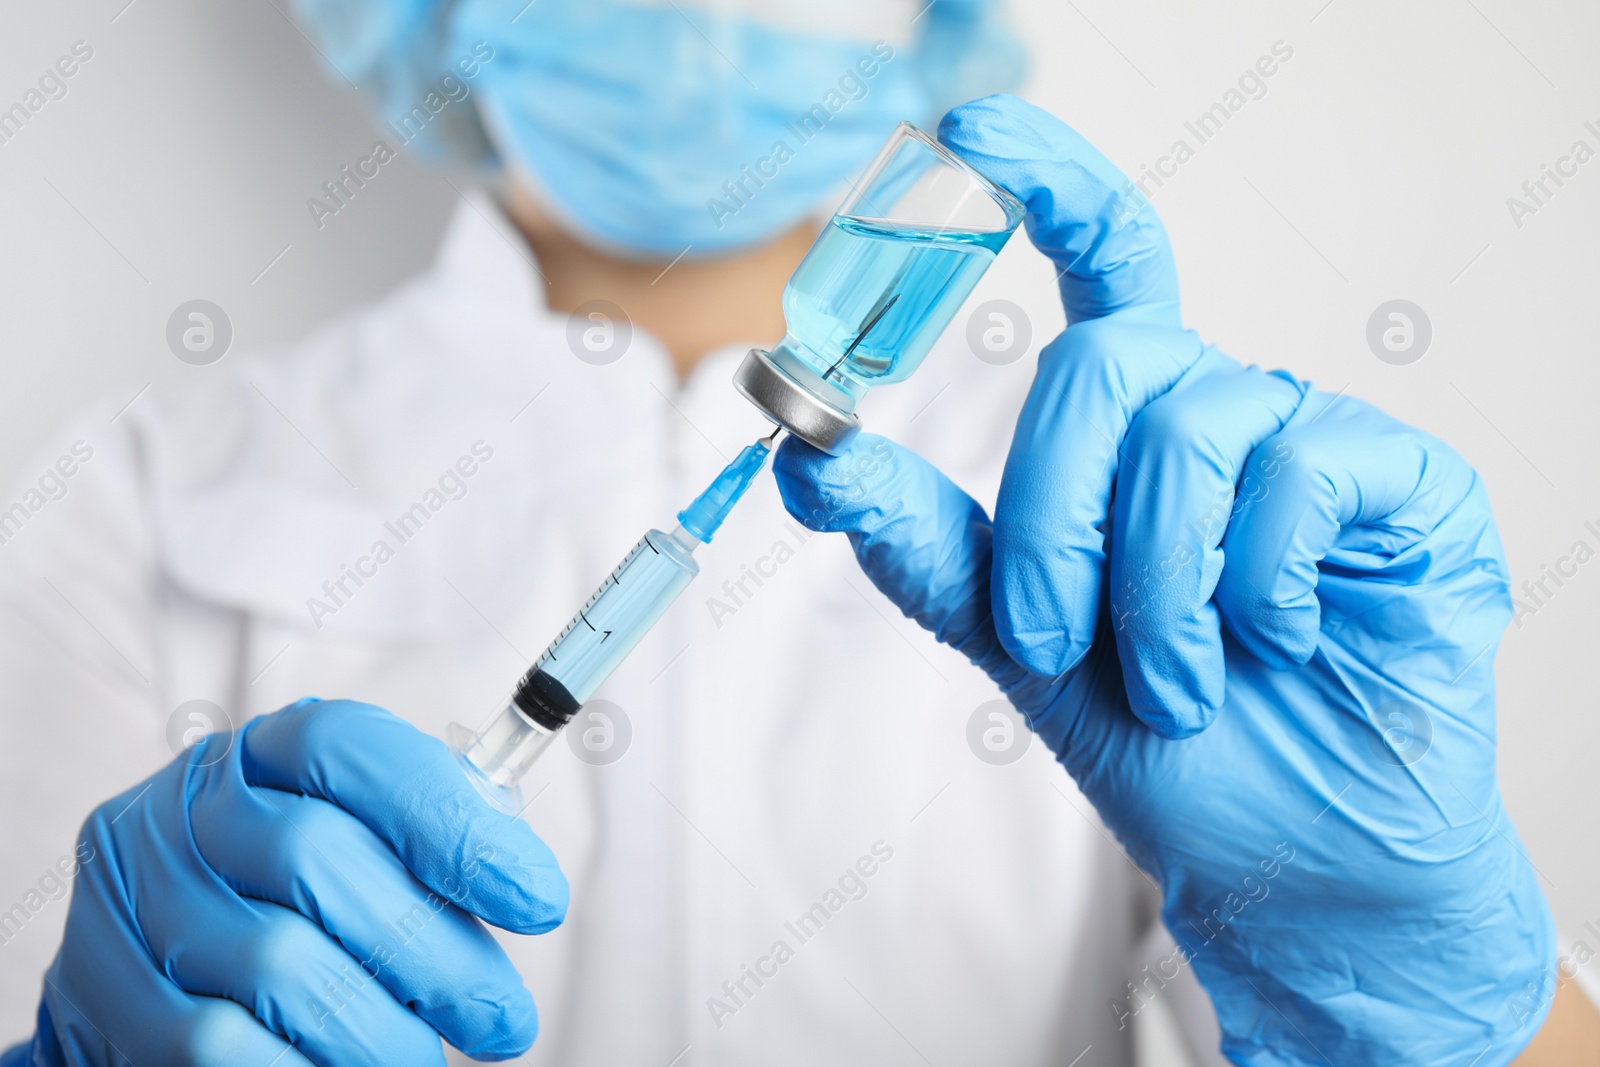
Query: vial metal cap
733 348 860 455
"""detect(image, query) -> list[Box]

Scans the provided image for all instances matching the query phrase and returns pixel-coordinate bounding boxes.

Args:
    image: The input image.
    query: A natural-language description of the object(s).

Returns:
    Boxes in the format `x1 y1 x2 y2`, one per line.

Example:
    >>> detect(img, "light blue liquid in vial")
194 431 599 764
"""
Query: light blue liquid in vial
770 214 1009 409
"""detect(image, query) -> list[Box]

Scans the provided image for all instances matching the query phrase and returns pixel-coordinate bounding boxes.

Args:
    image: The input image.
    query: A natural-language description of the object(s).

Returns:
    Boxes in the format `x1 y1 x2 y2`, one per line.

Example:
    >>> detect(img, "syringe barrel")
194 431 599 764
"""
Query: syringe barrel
454 527 701 808
452 439 775 811
510 526 700 732
454 702 561 789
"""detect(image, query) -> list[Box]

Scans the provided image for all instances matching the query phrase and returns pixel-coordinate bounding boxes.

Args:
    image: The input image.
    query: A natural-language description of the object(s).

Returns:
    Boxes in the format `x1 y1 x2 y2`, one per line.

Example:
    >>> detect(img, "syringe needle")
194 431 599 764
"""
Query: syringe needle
761 426 782 446
450 436 776 815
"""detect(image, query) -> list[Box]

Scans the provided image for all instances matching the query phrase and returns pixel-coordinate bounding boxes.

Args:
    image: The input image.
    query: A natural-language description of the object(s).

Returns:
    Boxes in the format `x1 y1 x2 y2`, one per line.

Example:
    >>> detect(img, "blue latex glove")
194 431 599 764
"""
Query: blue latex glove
774 95 1555 1066
8 699 567 1066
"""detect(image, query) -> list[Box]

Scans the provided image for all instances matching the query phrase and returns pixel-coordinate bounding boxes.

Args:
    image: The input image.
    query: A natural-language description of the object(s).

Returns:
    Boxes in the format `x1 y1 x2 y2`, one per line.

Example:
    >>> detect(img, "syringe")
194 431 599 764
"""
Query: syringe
449 429 779 814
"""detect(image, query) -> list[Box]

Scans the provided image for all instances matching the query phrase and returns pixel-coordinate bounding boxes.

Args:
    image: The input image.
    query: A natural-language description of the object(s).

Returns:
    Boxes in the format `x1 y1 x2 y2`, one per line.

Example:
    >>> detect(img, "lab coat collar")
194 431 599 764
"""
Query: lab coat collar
141 192 781 635
139 194 589 633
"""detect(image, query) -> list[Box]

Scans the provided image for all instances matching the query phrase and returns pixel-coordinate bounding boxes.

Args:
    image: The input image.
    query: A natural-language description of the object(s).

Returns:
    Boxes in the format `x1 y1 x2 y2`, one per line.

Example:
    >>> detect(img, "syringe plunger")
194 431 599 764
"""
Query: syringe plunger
450 434 777 814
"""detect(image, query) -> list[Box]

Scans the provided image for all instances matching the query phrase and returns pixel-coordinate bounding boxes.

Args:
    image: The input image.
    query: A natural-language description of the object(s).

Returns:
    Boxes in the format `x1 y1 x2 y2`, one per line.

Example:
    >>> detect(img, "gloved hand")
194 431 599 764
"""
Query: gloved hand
7 698 567 1067
774 95 1555 1066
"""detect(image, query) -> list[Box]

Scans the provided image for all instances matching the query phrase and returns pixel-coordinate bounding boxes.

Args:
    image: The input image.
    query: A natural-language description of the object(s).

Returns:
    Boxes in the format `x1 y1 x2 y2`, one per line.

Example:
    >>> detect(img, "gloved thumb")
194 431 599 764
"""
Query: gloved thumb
773 434 1028 695
939 94 1181 329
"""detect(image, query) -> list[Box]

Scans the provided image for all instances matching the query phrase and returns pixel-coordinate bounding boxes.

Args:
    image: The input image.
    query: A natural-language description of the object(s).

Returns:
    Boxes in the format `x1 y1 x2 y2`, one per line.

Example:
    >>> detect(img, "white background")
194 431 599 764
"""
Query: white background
3 0 1597 1062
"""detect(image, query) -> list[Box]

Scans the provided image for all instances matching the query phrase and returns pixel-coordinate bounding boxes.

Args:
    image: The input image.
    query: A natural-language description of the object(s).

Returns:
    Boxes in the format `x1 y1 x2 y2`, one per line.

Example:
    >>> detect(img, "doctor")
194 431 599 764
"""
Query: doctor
0 2 1592 1066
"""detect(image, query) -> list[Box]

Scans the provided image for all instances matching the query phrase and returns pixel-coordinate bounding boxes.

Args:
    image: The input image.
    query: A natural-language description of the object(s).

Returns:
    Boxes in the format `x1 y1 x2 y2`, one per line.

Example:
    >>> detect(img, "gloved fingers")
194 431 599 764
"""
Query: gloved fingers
88 779 436 1065
938 94 1181 328
192 783 538 1060
1216 392 1490 670
158 896 447 1067
934 93 1199 677
991 318 1210 677
242 699 568 936
773 434 1047 707
1107 362 1306 737
166 999 318 1067
41 818 317 1067
43 980 315 1067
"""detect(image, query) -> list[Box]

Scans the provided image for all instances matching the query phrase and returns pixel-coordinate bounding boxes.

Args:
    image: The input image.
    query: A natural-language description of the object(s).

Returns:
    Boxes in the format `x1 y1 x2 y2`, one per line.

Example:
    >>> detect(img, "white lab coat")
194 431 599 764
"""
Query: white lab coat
0 198 1228 1066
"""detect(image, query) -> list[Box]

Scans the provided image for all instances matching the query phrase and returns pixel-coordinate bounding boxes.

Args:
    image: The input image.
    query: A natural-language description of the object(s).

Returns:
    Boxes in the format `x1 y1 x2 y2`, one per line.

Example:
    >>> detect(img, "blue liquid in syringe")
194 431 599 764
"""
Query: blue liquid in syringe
776 214 1008 396
520 529 700 722
452 439 773 802
504 438 772 734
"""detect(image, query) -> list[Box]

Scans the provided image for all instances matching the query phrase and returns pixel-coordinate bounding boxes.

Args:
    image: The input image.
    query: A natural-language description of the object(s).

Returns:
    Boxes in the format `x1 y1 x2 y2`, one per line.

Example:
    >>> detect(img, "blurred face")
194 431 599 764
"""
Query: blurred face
295 0 1021 257
450 0 934 258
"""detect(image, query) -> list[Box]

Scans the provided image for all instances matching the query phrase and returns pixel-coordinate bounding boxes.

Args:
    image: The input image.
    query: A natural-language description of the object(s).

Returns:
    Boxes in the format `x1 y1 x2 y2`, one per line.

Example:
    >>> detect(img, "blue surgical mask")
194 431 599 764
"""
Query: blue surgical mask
453 0 908 257
295 0 1024 258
